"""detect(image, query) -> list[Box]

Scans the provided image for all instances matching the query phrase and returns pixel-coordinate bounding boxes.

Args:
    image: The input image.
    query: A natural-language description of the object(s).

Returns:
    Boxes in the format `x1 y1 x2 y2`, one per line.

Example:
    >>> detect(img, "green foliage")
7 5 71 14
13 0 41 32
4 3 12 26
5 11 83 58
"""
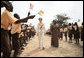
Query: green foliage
52 14 70 27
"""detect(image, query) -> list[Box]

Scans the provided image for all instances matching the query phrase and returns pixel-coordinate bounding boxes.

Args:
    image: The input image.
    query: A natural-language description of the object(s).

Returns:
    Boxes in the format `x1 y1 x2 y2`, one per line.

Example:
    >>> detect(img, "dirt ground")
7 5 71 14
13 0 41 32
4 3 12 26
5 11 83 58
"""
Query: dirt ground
17 34 83 57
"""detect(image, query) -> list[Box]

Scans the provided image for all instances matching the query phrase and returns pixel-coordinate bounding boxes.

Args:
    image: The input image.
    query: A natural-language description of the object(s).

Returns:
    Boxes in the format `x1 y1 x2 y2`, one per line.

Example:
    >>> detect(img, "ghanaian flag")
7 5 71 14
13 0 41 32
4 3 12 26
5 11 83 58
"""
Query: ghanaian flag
38 10 44 16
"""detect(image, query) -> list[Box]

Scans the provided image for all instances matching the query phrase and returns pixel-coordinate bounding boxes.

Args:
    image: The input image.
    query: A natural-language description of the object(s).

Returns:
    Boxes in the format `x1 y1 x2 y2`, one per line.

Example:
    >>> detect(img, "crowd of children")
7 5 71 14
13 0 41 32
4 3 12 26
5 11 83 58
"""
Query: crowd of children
59 22 83 44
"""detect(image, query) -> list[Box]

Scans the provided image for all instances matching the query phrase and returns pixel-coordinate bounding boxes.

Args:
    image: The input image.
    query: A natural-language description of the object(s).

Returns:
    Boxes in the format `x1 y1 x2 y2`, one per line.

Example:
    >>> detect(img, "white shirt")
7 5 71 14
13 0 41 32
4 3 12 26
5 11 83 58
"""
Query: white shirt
37 22 45 34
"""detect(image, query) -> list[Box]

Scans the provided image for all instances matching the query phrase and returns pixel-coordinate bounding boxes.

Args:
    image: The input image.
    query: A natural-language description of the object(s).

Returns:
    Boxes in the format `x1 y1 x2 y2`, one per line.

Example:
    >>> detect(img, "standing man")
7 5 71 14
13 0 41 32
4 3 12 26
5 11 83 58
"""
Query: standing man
11 13 21 57
64 25 68 42
68 23 73 43
81 22 83 41
37 18 45 50
1 1 17 57
73 22 80 44
50 20 60 47
27 26 32 41
59 27 63 40
31 26 36 37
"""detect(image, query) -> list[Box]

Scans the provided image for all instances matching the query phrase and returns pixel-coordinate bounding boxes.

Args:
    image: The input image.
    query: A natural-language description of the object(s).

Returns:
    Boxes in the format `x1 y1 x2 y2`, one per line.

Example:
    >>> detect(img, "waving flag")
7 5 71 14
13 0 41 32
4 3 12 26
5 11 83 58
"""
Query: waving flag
78 19 80 22
29 3 34 10
27 26 32 29
38 10 44 16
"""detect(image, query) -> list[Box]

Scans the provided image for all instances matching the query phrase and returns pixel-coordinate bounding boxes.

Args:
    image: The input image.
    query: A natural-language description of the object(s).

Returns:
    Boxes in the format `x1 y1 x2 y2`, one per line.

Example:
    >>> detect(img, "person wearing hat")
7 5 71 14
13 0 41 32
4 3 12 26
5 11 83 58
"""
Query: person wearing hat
37 18 45 50
68 23 73 43
73 22 80 44
1 1 35 57
50 20 60 47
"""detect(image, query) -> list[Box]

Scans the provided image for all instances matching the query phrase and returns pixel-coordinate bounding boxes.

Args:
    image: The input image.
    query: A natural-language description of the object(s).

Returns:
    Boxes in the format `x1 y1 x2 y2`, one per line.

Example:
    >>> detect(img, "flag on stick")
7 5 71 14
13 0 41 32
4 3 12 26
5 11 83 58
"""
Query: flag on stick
27 26 32 29
29 3 34 10
78 19 80 22
38 10 44 16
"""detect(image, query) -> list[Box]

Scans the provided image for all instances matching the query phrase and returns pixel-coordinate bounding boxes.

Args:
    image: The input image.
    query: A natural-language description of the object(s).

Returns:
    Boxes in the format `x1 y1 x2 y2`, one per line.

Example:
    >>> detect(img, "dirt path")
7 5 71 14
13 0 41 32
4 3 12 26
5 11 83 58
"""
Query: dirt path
17 35 83 57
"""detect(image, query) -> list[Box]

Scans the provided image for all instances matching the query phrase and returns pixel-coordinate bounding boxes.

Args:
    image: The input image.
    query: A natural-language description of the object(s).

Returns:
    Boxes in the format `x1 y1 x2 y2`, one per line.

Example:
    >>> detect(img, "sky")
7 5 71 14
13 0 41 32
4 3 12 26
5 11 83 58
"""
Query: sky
1 1 83 30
